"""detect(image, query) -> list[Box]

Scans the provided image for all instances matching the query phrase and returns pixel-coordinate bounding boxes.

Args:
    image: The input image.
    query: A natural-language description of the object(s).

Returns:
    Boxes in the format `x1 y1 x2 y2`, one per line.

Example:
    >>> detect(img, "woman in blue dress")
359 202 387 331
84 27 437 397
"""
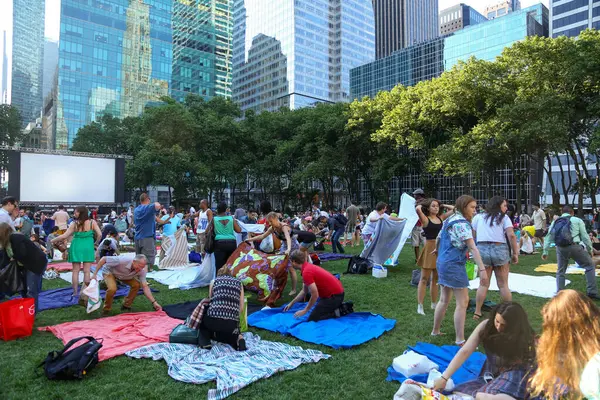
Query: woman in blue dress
431 195 487 346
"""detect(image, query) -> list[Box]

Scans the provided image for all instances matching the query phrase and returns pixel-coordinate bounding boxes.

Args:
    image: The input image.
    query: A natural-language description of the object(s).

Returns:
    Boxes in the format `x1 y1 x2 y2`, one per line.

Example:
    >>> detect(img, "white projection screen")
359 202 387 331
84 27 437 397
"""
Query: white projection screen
19 153 117 203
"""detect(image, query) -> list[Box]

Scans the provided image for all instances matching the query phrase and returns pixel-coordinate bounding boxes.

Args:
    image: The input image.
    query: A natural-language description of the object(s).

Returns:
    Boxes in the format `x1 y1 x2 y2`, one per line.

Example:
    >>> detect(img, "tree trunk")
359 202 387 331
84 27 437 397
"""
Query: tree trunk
567 148 585 217
556 153 570 206
544 155 560 208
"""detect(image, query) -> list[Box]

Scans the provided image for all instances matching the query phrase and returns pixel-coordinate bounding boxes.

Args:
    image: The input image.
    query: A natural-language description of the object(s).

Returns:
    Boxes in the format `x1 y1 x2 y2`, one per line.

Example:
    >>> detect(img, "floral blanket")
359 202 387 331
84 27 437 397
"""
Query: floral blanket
223 243 289 306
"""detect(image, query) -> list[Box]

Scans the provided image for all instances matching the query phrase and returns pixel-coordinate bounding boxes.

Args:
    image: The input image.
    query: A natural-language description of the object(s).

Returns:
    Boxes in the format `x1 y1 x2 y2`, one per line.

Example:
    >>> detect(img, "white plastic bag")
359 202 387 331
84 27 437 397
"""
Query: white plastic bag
392 351 439 377
259 234 274 253
427 369 455 391
82 279 102 314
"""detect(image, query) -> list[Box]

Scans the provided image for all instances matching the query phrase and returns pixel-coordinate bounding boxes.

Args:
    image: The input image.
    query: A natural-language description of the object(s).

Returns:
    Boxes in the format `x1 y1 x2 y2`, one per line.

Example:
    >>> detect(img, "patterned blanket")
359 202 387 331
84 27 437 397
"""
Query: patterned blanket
222 243 289 306
126 332 330 400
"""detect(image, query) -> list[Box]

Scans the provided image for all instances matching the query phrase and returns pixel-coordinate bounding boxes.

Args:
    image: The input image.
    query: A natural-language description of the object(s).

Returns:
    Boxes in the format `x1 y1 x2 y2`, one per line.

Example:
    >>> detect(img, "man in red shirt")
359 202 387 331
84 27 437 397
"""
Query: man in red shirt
284 250 345 321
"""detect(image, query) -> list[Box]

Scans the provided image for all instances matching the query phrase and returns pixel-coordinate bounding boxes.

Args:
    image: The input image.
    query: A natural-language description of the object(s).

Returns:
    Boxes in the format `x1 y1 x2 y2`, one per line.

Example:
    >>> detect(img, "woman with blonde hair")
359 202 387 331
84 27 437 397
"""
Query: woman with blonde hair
52 206 102 300
432 195 487 346
529 289 600 400
246 211 299 295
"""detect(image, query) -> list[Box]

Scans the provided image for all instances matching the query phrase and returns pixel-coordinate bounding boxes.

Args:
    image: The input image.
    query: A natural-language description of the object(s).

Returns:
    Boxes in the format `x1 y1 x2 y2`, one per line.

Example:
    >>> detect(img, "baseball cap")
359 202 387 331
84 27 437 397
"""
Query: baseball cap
413 189 425 196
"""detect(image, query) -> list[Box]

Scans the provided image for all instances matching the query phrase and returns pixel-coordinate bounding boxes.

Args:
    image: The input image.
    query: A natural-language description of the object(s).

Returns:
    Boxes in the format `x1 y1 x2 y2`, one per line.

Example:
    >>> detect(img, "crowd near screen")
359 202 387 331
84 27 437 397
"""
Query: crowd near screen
8 152 122 204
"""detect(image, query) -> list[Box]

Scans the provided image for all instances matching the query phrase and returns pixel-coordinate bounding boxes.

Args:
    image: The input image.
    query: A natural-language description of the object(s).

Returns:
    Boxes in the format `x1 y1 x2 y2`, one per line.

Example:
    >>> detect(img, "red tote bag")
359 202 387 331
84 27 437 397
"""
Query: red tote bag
0 298 35 341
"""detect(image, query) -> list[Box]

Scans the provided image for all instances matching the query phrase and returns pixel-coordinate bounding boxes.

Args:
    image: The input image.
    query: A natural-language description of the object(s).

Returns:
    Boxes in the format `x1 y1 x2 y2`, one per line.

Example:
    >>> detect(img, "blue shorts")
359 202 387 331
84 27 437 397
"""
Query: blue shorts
478 242 510 267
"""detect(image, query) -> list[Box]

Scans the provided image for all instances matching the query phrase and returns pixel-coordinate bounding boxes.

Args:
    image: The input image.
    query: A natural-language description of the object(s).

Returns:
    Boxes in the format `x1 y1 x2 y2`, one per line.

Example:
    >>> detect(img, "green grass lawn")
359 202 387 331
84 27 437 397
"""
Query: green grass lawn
0 244 577 400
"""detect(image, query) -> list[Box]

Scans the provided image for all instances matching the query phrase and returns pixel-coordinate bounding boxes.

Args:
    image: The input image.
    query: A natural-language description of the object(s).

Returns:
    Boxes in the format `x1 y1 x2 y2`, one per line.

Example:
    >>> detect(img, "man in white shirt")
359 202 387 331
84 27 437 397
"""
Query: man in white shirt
195 199 213 255
361 202 403 242
52 205 70 234
189 205 196 217
0 196 18 231
93 253 161 316
127 205 134 227
532 203 547 248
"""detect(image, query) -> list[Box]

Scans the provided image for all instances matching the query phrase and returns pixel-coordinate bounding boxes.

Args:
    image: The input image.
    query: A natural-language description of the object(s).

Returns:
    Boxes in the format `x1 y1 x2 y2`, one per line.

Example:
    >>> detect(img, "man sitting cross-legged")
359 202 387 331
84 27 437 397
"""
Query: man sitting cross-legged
284 250 345 321
92 253 162 316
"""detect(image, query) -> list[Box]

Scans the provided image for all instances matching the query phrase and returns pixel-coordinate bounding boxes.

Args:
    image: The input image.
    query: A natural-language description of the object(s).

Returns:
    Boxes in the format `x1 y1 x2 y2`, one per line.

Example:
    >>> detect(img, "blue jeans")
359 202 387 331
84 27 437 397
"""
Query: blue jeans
331 228 345 254
22 269 44 312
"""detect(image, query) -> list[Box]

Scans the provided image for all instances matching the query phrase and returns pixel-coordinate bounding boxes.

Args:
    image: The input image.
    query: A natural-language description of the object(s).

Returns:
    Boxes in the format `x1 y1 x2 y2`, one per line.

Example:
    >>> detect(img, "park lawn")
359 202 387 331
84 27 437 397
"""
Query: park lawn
0 244 576 400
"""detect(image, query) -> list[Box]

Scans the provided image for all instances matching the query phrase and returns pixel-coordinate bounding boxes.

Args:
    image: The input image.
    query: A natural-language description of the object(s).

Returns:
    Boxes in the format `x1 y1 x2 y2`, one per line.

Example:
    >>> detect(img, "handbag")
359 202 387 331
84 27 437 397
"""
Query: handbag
39 336 103 379
0 298 35 341
204 220 216 254
53 240 68 253
0 260 25 294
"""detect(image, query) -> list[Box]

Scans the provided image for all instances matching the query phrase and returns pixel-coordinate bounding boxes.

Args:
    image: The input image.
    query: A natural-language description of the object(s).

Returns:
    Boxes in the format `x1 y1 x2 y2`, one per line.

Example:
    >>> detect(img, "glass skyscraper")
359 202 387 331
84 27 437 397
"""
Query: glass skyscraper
56 0 232 149
550 0 600 38
11 0 45 126
351 4 549 99
232 0 374 113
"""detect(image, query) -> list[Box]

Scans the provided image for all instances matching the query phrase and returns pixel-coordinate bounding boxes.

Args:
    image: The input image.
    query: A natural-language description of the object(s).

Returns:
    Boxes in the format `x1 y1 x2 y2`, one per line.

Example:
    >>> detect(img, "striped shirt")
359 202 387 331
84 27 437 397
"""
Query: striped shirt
207 276 242 321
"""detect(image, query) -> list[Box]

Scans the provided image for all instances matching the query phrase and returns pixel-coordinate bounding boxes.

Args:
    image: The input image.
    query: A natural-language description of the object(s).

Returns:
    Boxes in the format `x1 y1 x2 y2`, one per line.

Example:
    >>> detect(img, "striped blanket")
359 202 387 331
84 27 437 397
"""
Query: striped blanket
126 332 330 400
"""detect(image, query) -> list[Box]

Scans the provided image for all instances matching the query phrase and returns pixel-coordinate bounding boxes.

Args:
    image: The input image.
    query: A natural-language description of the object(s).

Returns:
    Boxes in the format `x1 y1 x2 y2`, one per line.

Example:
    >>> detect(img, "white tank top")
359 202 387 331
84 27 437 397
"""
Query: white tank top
197 210 209 233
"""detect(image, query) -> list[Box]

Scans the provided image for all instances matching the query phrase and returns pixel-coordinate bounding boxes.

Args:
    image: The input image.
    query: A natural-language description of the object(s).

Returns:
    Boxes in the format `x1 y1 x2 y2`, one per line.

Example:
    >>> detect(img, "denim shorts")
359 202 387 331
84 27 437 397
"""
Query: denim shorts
478 242 510 267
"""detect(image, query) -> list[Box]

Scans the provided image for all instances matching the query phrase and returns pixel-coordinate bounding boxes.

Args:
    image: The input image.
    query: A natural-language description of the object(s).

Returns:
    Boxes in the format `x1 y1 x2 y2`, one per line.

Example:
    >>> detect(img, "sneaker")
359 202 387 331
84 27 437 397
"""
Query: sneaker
431 302 437 310
417 304 425 315
339 301 354 316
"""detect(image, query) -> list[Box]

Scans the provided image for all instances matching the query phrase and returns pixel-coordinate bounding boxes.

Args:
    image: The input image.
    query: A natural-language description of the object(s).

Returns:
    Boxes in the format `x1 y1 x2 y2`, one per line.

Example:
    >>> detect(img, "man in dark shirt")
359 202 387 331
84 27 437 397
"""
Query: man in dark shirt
327 209 347 254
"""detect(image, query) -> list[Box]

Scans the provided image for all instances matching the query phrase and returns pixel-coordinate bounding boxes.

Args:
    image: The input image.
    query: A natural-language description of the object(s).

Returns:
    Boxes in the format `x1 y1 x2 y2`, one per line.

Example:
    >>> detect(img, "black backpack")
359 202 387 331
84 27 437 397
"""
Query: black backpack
39 336 103 380
552 217 574 247
335 214 348 227
346 256 372 274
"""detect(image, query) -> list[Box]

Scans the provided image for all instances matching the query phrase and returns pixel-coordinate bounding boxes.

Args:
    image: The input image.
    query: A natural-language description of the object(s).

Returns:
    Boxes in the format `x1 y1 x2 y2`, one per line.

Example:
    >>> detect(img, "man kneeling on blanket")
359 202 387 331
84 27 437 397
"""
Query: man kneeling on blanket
92 254 162 316
284 250 347 321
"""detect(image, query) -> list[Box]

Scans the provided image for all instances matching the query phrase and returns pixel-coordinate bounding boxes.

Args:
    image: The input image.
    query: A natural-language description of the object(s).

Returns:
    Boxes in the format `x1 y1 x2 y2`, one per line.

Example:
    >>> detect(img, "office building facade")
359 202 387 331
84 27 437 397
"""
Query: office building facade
11 0 45 126
550 0 600 38
1 31 8 104
43 39 59 101
55 0 232 149
350 4 548 206
485 0 522 19
232 0 374 113
439 4 488 35
372 0 439 59
352 4 549 99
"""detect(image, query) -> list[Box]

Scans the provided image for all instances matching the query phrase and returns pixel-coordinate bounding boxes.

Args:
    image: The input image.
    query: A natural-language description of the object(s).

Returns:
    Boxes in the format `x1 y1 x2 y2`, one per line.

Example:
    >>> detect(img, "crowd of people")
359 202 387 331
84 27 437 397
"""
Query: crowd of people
1 191 600 399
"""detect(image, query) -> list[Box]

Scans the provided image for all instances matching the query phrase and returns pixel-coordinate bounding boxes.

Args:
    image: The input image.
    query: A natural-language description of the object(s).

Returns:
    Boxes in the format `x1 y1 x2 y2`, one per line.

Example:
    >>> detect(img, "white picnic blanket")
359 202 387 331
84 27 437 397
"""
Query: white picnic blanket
469 272 569 299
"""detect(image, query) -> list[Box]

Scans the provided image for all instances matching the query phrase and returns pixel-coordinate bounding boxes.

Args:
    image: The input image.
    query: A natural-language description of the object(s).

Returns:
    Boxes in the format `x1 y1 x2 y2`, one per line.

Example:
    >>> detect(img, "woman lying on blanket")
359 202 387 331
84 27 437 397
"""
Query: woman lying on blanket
245 212 301 296
433 302 536 400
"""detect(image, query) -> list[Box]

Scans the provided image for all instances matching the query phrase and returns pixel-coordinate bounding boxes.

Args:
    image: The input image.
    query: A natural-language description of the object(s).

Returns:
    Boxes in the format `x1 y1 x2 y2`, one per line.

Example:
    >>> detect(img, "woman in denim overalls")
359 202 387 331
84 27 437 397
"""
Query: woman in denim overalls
431 195 487 346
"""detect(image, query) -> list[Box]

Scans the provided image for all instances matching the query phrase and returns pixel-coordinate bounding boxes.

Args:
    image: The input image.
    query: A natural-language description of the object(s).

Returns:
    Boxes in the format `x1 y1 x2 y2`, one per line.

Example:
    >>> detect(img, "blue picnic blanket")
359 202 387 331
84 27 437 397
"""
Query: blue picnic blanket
386 342 487 385
248 302 396 349
35 286 154 312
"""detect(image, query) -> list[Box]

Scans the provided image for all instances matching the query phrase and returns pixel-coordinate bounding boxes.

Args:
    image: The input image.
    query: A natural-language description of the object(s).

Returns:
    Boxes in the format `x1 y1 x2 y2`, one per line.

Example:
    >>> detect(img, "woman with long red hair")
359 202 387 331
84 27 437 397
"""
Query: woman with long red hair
529 289 600 399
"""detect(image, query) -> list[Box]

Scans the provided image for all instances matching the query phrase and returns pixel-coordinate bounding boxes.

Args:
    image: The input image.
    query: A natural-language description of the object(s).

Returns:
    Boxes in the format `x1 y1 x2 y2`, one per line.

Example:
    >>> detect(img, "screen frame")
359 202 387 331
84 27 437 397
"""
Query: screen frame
6 150 126 205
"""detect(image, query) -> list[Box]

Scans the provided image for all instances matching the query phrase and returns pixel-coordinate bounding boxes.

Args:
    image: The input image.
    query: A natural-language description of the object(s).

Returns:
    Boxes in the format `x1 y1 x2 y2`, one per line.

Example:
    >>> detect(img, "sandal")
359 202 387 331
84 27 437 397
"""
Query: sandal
455 340 466 347
473 313 482 321
430 332 445 337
